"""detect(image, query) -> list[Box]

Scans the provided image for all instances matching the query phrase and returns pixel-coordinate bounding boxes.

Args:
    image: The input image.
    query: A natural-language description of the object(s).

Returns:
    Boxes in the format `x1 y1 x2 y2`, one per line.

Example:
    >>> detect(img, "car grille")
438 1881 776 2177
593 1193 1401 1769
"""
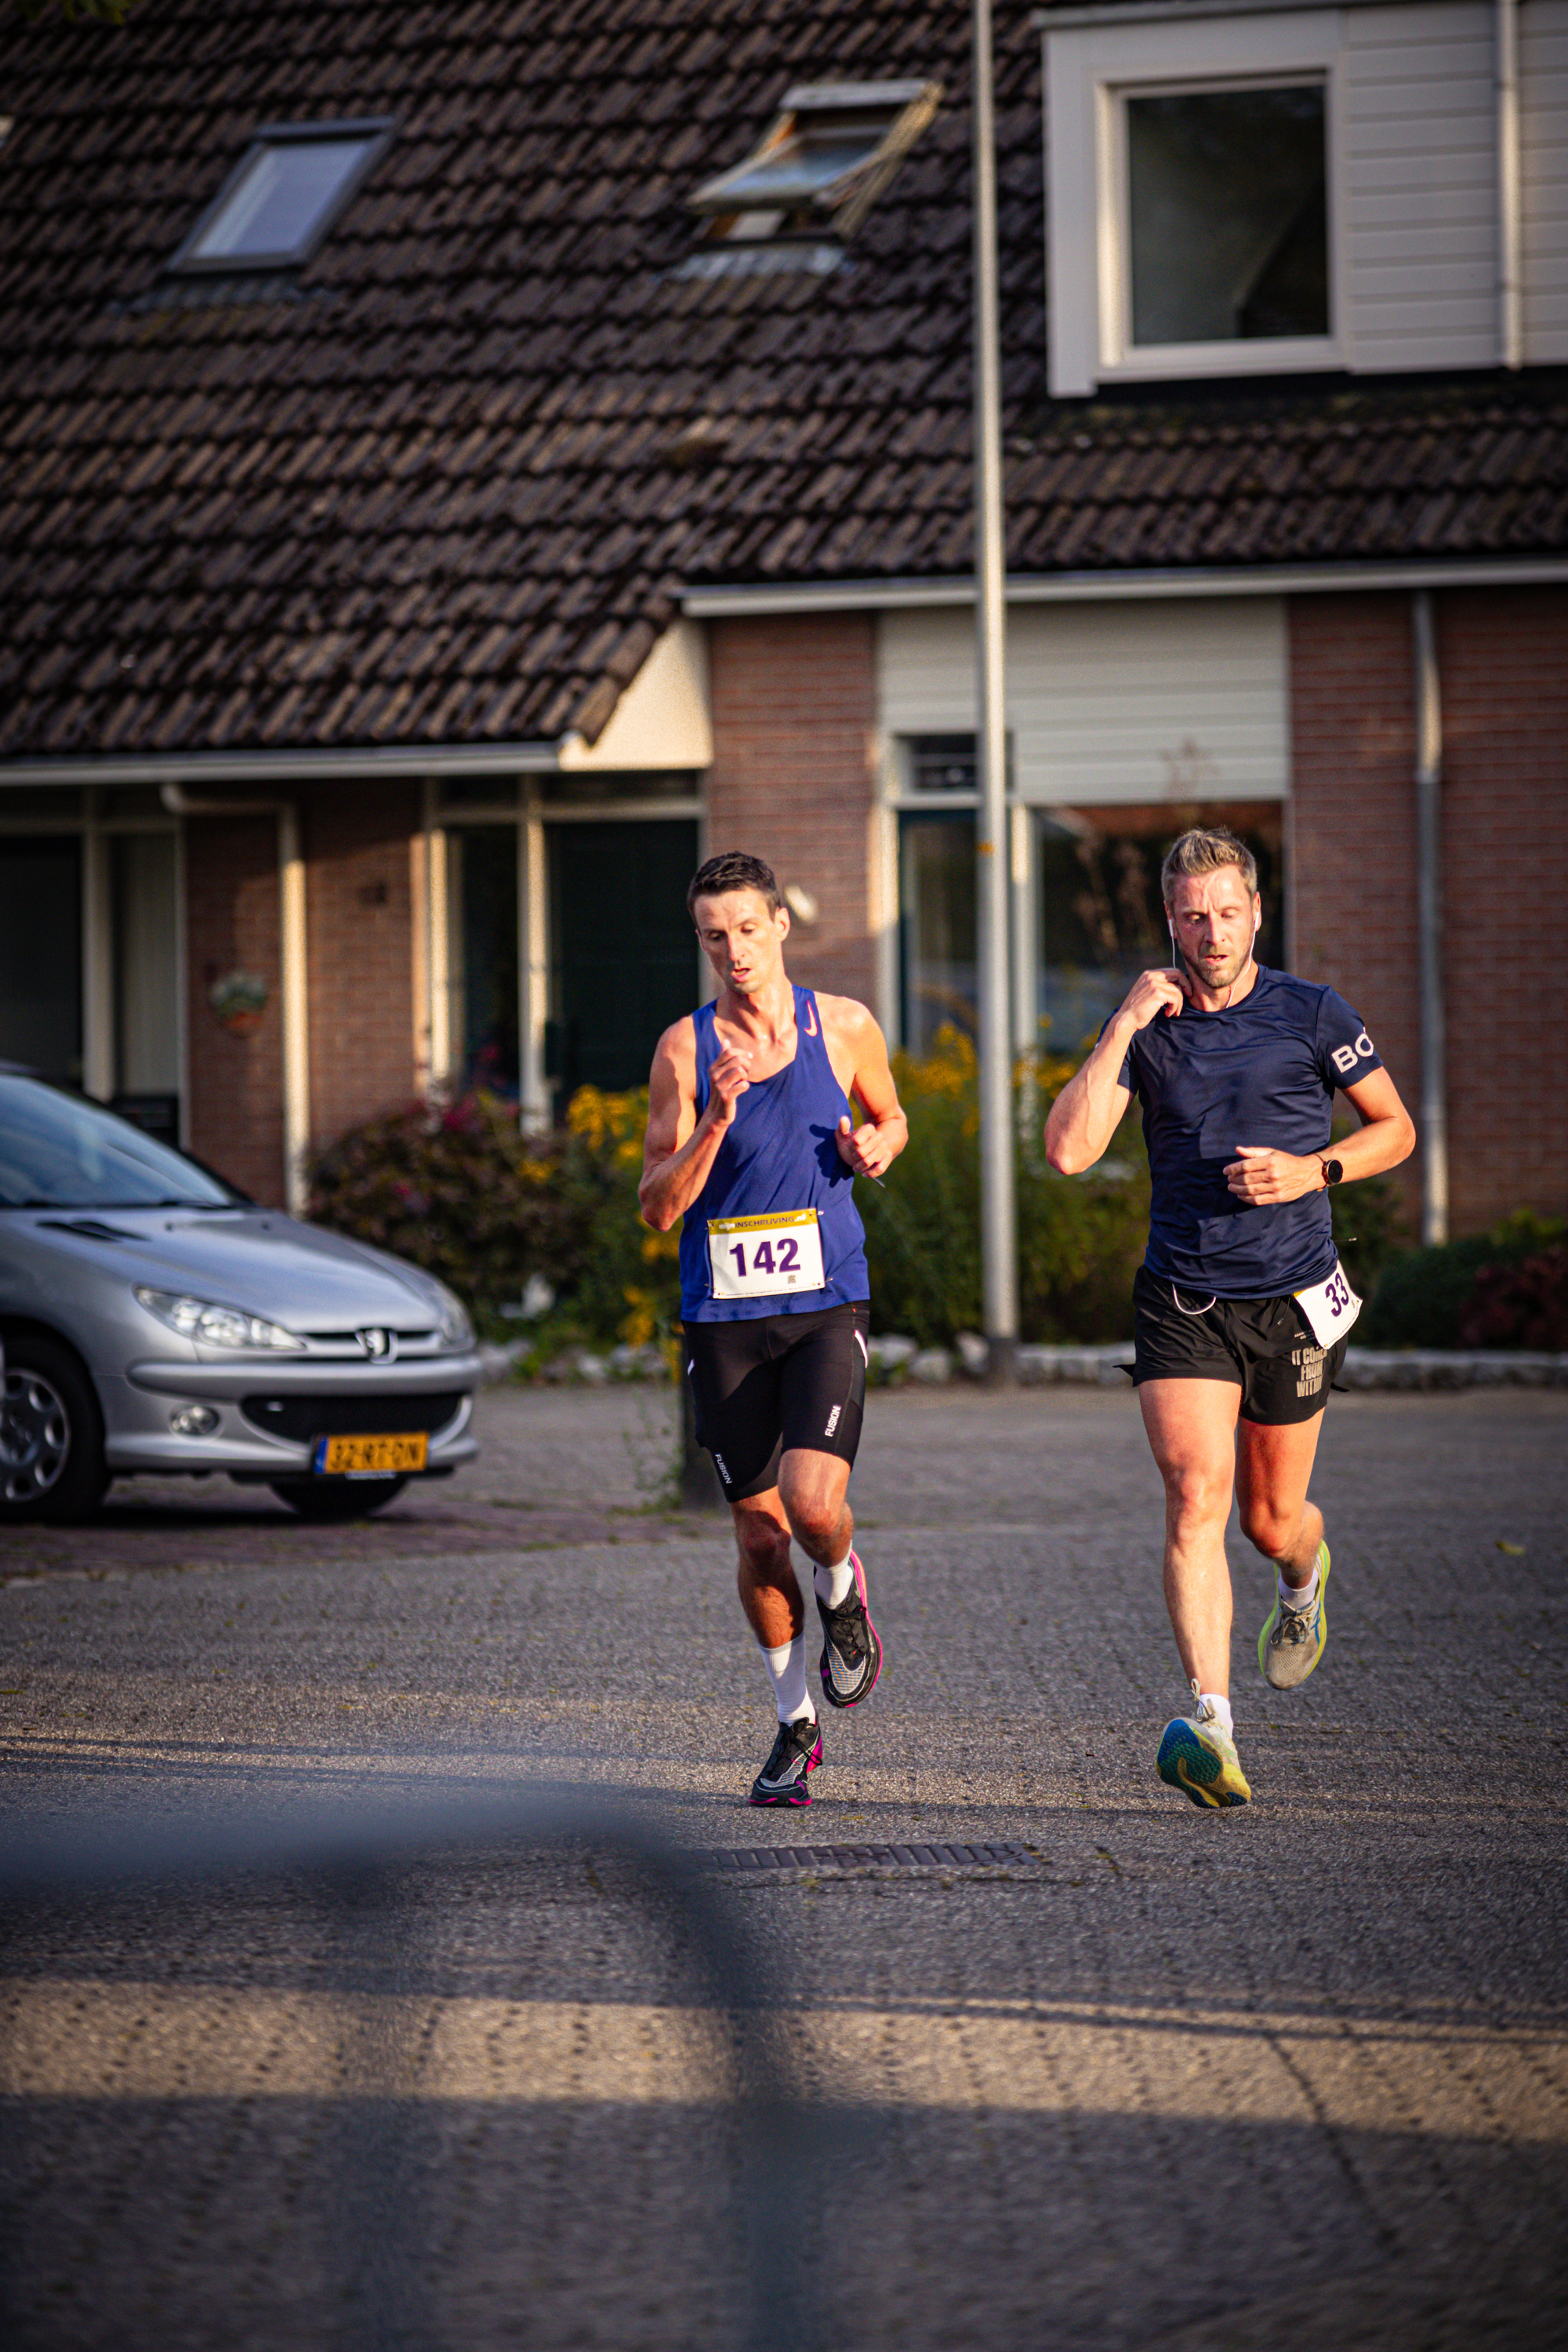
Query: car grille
239 1392 466 1443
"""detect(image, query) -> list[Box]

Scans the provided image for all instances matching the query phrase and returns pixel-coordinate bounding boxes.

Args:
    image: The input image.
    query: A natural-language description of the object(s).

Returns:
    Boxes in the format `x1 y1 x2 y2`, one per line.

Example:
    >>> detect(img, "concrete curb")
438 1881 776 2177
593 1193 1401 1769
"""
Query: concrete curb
481 1338 1568 1392
885 1340 1568 1391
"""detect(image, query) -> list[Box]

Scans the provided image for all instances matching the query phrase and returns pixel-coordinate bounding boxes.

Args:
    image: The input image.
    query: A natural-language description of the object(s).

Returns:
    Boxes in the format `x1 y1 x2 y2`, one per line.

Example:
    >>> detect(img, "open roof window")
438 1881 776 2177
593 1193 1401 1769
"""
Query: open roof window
169 119 395 272
691 80 940 245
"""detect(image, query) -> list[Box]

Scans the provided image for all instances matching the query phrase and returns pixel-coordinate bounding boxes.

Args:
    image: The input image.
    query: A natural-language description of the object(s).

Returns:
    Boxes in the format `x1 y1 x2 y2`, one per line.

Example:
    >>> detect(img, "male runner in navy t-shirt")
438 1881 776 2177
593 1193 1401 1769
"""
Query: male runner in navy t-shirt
1045 827 1414 1809
640 852 908 1806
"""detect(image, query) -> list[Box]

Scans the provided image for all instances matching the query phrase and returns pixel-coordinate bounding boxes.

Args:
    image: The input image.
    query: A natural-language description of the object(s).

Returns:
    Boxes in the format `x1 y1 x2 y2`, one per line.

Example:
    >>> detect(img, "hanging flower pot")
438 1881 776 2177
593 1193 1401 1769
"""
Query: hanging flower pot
209 968 270 1036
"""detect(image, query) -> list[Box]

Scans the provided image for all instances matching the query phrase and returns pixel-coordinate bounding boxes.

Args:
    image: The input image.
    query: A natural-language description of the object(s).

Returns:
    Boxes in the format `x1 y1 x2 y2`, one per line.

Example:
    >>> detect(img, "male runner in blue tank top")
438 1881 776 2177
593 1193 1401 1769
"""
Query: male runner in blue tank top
1046 827 1415 1809
640 851 908 1807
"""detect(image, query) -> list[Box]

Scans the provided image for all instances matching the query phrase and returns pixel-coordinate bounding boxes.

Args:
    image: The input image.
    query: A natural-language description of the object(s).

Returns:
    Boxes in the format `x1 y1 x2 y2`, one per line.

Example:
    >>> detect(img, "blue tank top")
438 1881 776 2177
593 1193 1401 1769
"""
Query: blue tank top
677 985 870 1323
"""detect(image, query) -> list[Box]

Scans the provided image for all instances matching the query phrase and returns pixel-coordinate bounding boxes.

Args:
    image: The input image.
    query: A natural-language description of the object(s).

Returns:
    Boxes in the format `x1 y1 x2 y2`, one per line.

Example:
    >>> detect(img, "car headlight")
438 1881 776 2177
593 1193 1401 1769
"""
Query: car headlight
135 1286 306 1351
434 1288 474 1350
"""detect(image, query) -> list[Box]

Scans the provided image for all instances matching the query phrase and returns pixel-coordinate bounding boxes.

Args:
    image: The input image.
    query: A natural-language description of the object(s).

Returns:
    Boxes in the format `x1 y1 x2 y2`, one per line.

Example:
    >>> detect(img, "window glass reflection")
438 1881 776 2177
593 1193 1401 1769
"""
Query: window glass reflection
899 814 977 1055
1127 85 1328 346
1035 807 1283 1052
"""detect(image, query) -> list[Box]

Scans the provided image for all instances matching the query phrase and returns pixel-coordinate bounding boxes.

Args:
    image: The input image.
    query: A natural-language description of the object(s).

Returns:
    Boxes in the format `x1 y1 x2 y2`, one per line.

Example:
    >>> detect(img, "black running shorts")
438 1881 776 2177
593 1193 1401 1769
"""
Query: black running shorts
1131 1263 1346 1426
683 1301 870 1504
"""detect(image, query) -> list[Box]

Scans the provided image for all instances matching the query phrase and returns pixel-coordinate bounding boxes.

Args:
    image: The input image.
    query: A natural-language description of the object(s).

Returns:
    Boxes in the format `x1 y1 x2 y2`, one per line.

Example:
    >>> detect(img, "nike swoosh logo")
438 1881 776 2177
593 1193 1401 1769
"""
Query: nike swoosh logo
829 1646 862 1693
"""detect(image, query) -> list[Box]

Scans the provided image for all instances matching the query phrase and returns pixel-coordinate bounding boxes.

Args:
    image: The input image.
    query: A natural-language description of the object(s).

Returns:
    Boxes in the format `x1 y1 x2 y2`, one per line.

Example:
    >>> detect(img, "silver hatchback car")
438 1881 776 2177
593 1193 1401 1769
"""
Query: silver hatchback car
0 1075 481 1523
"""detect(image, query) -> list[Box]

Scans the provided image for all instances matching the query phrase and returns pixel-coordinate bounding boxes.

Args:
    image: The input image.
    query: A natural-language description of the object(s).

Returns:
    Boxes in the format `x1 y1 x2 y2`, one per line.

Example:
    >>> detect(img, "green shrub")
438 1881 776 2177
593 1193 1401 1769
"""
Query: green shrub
557 1085 682 1350
1329 1171 1410 1307
304 1087 682 1348
1363 1211 1567 1348
1459 1247 1568 1350
857 1030 1151 1345
310 1045 1435 1357
305 1091 591 1326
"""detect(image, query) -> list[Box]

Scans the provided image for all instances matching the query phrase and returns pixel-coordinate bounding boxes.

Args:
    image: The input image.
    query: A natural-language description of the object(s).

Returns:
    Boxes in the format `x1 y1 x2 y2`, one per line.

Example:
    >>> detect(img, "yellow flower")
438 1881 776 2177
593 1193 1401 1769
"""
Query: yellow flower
620 1285 656 1348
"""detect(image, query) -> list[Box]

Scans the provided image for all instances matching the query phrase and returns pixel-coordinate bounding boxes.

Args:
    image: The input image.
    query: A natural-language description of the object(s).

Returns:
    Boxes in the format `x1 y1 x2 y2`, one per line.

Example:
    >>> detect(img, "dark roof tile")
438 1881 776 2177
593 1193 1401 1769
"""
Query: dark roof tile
2 0 1565 758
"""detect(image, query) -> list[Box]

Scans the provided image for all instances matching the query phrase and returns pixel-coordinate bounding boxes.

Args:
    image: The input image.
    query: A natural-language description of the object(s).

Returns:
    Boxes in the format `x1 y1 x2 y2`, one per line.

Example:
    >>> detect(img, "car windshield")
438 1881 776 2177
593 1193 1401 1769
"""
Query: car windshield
0 1079 242 1210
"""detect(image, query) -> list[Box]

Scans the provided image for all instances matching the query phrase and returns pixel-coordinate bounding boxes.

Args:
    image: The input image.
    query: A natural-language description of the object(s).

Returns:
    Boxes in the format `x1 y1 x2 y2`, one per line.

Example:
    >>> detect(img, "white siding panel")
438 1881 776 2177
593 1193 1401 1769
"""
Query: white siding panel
879 603 1288 807
1343 2 1499 368
1523 0 1568 361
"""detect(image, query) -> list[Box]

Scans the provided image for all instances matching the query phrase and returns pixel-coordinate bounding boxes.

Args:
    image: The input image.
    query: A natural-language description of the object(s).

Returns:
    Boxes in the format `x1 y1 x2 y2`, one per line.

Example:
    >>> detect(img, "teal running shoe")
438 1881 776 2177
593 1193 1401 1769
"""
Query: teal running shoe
1157 1686 1252 1809
1258 1540 1330 1690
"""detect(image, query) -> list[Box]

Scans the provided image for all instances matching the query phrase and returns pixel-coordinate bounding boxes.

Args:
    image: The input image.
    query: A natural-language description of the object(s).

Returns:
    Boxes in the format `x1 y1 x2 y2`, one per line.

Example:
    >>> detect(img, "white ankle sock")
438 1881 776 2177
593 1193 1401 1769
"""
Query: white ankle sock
1279 1562 1319 1612
1200 1691 1234 1736
760 1635 814 1723
809 1547 855 1611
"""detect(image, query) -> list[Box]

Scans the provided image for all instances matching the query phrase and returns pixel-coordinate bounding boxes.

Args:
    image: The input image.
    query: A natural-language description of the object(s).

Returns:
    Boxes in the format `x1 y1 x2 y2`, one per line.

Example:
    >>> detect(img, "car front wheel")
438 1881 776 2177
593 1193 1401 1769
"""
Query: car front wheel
268 1476 409 1521
0 1334 111 1523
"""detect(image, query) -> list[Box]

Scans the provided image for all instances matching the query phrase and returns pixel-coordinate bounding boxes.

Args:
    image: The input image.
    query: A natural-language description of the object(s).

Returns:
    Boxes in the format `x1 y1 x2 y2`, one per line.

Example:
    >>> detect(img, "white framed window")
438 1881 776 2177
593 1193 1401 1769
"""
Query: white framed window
1104 75 1331 366
1044 9 1346 394
169 119 395 273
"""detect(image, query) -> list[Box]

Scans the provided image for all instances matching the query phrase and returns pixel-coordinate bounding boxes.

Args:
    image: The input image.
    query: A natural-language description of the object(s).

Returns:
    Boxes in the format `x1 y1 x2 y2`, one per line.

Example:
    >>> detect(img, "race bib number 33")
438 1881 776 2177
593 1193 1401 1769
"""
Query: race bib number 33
708 1209 826 1301
1294 1260 1362 1348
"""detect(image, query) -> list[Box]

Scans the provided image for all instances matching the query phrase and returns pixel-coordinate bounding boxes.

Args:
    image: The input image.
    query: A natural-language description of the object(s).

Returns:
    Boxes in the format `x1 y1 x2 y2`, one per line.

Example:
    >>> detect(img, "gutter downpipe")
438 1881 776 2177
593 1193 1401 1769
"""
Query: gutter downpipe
158 785 310 1219
972 0 1018 1381
1497 0 1523 368
1411 593 1448 1247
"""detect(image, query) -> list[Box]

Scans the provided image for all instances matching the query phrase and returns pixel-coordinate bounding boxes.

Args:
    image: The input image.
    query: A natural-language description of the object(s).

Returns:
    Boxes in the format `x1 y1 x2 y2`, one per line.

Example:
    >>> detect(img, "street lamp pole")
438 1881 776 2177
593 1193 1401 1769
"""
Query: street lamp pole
972 0 1018 1379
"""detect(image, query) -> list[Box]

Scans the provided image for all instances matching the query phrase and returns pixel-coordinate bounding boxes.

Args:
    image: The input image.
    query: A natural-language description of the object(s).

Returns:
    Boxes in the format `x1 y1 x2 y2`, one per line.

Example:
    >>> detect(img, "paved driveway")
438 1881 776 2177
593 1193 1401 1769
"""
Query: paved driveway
1 1383 1564 2349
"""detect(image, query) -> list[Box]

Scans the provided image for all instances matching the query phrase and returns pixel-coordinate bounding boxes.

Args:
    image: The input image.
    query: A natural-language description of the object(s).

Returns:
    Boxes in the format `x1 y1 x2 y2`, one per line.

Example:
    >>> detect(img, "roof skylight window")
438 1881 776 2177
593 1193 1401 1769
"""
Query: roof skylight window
170 119 395 272
691 80 940 244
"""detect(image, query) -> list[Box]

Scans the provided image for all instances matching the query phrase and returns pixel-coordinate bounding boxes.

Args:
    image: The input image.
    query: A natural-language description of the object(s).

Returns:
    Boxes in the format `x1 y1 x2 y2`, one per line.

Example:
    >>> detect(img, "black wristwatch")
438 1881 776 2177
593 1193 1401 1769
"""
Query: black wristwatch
1319 1158 1344 1189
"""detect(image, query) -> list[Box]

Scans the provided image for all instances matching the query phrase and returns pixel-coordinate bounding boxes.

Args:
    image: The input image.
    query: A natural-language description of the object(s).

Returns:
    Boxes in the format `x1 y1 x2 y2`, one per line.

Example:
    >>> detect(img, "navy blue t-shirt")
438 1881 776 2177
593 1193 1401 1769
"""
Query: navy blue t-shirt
1109 965 1382 1298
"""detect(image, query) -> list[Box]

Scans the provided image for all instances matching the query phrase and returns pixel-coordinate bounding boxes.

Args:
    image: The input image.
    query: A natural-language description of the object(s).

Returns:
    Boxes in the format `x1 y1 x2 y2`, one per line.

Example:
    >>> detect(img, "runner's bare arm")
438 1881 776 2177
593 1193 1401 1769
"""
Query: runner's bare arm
1225 1066 1417 1204
822 998 908 1181
638 1020 753 1232
1044 967 1188 1174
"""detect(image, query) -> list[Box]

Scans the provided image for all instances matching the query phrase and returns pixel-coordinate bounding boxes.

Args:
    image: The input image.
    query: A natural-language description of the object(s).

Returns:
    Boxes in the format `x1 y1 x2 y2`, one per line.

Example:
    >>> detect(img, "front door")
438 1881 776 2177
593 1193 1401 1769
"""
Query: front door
0 837 82 1084
550 820 699 1104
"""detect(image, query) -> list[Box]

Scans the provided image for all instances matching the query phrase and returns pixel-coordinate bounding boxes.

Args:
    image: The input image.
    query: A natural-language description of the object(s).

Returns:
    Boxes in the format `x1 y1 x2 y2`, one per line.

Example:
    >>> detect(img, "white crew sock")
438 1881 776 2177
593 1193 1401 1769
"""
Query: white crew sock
760 1635 815 1724
1279 1560 1320 1613
808 1545 855 1611
1199 1691 1234 1736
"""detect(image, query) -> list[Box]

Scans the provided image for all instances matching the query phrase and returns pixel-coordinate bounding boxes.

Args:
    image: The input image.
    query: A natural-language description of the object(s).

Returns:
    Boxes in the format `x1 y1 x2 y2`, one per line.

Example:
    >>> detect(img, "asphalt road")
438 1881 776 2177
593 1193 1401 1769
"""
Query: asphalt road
1 1381 1565 2350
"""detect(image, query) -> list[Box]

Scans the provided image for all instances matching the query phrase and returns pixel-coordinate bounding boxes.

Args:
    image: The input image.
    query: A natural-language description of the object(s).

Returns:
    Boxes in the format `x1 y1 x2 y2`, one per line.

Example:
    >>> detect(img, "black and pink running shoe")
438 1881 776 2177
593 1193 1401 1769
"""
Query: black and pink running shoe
816 1550 883 1709
748 1714 823 1806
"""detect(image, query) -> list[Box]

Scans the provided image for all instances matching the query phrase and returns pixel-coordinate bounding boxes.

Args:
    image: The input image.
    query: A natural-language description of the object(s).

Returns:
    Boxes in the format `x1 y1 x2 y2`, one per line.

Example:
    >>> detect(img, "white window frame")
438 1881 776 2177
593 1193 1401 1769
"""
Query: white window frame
1044 9 1349 397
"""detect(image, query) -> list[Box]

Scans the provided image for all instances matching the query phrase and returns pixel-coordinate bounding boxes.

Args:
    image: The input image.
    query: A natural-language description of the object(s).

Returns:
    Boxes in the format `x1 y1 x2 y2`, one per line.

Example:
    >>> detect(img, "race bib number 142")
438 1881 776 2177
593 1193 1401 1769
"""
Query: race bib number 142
708 1209 826 1301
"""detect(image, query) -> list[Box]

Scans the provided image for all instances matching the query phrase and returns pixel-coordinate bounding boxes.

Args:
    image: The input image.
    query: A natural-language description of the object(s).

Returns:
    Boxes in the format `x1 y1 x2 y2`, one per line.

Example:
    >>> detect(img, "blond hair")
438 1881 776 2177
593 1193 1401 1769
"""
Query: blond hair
1160 826 1258 905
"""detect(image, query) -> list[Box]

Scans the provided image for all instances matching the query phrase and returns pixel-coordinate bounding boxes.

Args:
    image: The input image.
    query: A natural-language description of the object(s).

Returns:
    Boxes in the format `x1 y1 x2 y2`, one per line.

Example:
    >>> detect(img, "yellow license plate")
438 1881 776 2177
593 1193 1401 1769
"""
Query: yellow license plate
314 1432 428 1476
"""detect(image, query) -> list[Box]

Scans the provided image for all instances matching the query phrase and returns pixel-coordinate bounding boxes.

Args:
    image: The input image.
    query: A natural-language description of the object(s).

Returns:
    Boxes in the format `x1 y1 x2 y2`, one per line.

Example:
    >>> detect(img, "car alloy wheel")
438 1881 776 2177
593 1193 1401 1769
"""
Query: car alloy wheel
2 1367 71 1504
0 1334 109 1523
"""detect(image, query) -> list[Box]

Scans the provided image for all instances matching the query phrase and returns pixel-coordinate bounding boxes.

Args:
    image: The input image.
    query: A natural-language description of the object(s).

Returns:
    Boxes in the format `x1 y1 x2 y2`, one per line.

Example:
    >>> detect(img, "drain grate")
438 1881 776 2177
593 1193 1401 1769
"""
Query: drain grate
710 1841 1037 1875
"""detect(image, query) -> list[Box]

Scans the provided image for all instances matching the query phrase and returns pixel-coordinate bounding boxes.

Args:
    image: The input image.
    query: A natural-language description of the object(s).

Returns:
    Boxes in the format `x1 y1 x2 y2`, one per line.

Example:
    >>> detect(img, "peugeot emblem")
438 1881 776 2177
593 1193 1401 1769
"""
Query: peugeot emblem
359 1327 394 1361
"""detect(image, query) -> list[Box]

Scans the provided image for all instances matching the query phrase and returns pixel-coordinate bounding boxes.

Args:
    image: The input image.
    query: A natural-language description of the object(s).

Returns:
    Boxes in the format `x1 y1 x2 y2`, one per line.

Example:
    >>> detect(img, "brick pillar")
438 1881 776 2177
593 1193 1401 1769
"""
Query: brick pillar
184 815 287 1208
1437 586 1568 1231
303 779 421 1153
1287 593 1422 1232
704 615 879 1004
1290 585 1568 1238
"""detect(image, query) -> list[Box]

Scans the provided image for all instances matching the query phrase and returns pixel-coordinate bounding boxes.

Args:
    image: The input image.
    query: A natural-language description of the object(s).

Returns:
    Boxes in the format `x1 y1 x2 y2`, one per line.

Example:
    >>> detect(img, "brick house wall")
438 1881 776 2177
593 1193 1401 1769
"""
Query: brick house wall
704 615 880 1006
1289 586 1568 1236
302 780 420 1154
183 814 288 1207
183 784 420 1208
1437 586 1568 1231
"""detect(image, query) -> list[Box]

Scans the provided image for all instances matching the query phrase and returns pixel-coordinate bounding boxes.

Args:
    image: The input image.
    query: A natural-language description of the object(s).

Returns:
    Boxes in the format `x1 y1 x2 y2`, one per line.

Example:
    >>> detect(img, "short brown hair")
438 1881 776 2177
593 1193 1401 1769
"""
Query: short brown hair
687 851 783 918
1160 826 1258 904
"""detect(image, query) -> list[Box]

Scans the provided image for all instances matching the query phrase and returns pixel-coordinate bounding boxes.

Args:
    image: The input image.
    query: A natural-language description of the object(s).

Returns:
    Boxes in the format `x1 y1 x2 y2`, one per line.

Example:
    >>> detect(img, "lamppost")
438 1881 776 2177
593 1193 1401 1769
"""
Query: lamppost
972 0 1018 1380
